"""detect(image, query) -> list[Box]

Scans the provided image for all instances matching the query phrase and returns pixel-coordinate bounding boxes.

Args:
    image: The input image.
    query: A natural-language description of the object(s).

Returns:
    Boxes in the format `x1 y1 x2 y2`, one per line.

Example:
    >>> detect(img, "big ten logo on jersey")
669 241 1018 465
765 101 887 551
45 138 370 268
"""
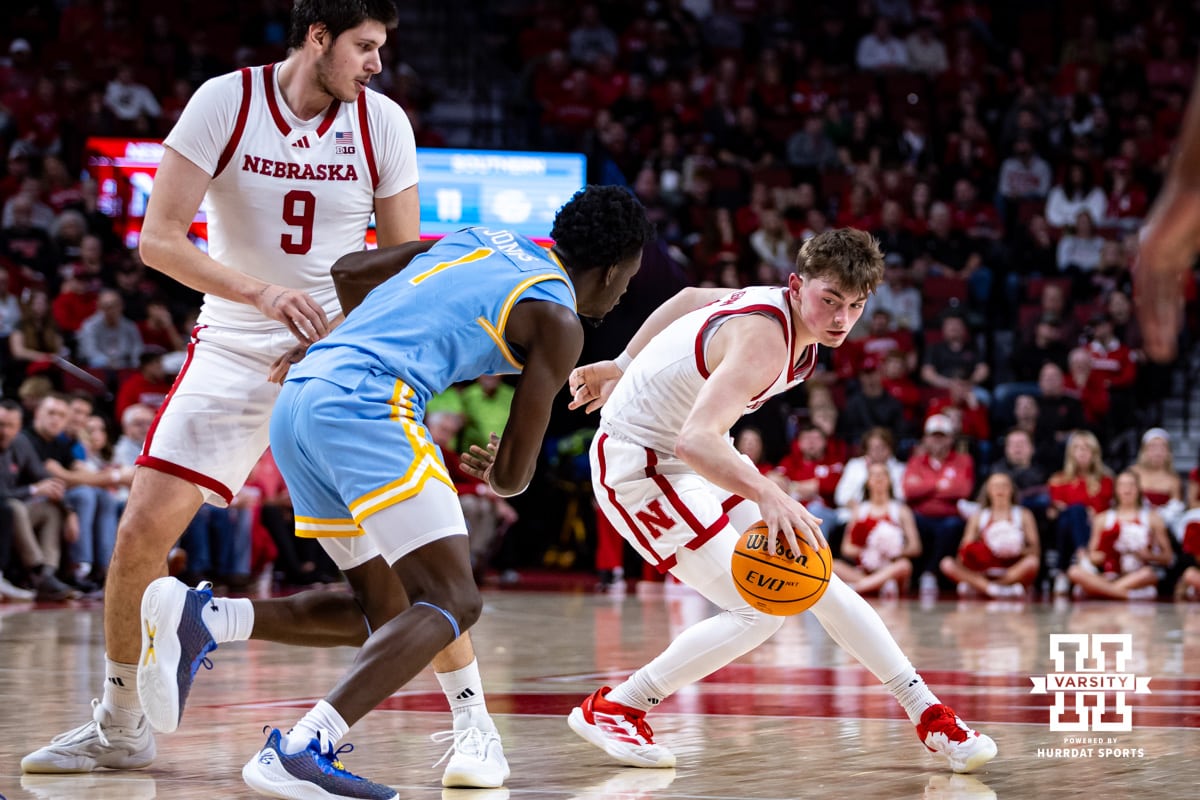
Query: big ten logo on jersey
334 130 356 155
635 499 679 539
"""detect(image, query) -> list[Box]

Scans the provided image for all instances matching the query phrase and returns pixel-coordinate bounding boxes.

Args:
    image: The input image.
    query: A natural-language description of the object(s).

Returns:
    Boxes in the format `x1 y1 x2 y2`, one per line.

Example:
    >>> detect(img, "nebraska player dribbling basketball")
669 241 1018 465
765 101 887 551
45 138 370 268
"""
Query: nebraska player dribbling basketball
565 229 997 775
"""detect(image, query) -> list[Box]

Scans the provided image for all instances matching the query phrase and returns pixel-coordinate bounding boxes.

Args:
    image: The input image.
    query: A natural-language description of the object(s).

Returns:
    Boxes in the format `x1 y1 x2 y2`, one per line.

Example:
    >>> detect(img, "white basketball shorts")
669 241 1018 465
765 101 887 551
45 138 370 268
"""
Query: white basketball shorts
590 431 760 586
138 324 297 506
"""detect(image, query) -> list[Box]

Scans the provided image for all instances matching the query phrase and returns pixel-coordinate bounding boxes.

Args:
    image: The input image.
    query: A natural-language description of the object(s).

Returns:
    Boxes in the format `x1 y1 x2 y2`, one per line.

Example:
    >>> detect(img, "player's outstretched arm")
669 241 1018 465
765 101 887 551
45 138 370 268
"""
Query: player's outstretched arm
1136 60 1200 362
676 314 826 555
473 300 585 497
330 239 437 315
567 286 729 413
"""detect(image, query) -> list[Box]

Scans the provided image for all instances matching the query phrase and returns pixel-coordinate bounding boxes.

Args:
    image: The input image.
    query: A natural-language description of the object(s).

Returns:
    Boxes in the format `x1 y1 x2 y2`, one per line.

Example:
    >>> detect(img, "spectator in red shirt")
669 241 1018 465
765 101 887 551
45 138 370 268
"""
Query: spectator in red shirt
1084 312 1138 440
1103 157 1148 233
136 300 184 353
1047 429 1114 592
1063 346 1110 428
902 413 976 592
50 267 97 335
881 349 922 437
777 425 845 544
948 178 1002 243
860 307 918 374
114 347 172 419
1084 314 1137 390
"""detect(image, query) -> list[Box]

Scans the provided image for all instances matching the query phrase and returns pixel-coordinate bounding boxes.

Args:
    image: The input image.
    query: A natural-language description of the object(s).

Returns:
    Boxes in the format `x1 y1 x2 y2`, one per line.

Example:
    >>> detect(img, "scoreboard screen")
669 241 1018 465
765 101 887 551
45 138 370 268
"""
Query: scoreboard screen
417 149 587 242
85 138 586 249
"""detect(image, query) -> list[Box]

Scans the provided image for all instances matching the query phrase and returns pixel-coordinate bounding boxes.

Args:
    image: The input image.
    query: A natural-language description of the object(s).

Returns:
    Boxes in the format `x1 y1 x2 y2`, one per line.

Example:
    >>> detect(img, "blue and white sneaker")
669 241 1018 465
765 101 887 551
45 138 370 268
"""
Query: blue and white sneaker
137 577 217 733
242 727 398 800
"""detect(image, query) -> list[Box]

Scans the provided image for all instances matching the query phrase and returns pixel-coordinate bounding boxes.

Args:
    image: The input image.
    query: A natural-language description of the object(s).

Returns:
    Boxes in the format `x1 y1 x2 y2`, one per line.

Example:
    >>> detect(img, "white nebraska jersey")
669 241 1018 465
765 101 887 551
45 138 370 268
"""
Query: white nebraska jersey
601 286 818 455
164 64 417 332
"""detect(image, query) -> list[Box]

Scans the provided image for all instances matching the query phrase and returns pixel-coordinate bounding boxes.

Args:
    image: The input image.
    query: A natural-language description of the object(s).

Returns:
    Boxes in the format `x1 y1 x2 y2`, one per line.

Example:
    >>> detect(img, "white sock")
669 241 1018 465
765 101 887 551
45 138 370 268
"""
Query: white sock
885 668 940 725
436 660 495 733
101 656 142 727
282 700 348 755
607 671 669 713
200 595 254 644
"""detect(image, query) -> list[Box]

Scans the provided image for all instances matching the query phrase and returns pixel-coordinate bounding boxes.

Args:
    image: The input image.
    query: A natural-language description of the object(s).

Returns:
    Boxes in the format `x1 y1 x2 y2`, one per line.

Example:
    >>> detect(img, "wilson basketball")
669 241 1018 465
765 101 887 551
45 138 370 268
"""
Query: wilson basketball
731 521 832 615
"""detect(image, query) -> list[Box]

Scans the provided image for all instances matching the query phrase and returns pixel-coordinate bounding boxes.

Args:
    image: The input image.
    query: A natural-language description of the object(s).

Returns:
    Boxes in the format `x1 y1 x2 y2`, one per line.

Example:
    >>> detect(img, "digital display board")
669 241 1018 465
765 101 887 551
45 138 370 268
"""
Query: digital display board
85 138 586 249
416 149 586 240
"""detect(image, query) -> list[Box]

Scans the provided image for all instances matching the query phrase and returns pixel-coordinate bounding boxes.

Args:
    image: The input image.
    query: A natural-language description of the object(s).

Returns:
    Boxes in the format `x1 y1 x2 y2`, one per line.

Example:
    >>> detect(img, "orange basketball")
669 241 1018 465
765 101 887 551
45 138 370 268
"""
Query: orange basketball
731 520 831 615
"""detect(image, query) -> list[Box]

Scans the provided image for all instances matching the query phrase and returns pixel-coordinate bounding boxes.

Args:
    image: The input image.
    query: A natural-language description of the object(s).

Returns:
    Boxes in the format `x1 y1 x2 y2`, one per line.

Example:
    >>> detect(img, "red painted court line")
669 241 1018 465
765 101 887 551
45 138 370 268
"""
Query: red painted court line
218 690 1200 729
537 664 1200 693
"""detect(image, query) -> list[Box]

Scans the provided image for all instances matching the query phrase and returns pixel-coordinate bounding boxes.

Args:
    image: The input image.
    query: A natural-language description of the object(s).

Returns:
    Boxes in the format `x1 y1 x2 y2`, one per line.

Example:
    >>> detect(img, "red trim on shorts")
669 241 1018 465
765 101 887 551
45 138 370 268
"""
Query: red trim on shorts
142 325 203 457
722 494 745 513
263 63 290 137
135 455 234 505
642 446 729 553
596 433 675 573
356 91 378 189
214 68 253 178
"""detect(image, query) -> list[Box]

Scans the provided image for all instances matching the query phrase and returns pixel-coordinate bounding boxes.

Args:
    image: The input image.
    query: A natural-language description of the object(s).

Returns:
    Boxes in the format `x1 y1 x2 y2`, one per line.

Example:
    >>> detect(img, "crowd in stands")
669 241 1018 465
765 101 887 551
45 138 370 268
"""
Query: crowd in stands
1 1 1199 602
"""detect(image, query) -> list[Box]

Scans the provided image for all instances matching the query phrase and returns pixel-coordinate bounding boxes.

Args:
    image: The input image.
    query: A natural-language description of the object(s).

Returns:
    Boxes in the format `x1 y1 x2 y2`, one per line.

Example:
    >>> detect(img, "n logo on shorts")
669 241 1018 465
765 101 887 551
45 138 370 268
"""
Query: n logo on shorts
635 499 678 539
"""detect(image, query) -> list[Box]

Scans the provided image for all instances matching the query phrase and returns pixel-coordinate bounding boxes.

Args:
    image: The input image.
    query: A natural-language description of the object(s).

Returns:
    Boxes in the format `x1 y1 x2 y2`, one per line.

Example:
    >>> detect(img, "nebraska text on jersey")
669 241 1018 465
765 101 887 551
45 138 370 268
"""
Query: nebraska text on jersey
240 155 360 181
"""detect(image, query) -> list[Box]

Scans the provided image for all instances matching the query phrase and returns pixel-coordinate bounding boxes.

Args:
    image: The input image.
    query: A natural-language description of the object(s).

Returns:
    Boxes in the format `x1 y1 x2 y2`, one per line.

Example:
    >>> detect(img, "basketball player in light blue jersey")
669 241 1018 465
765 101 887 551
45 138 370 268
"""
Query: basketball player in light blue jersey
210 185 649 800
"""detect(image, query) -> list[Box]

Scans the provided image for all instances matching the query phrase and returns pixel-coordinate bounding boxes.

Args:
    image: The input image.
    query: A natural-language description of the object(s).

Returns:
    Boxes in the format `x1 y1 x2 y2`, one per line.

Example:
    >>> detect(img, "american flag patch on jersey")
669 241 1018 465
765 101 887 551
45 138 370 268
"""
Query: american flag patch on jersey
335 131 354 145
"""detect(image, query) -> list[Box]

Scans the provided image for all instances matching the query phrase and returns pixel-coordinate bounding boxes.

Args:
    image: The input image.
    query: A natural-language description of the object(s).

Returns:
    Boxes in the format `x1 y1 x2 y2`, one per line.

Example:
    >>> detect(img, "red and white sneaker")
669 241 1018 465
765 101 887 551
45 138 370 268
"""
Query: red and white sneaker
916 704 998 773
567 687 676 768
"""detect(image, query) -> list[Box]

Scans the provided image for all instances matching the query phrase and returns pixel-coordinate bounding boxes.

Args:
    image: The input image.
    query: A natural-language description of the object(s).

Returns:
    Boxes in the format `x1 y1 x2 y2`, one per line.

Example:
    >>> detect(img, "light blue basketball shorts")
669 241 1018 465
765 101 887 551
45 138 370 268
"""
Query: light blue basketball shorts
269 372 467 569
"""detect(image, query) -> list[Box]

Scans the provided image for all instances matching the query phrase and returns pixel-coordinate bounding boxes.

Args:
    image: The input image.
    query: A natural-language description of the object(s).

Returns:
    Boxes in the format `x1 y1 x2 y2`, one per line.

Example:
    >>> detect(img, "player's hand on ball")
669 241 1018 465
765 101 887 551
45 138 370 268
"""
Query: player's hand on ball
256 284 330 344
567 360 623 413
460 433 501 483
758 487 827 557
268 342 310 384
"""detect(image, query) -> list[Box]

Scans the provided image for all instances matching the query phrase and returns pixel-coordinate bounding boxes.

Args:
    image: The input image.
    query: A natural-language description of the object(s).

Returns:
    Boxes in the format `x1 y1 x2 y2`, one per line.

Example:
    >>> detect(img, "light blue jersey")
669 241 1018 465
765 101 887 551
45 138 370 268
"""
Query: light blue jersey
289 227 577 405
273 227 577 539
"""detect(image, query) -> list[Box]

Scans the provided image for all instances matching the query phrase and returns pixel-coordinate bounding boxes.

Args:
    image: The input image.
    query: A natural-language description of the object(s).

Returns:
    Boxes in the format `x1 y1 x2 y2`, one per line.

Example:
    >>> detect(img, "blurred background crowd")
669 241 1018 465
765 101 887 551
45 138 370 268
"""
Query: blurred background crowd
0 0 1198 604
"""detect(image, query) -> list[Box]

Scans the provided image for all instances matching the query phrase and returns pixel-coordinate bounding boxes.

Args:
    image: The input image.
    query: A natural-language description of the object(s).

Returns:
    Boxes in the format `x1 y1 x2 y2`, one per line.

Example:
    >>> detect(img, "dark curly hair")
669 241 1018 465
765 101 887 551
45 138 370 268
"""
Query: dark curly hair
288 0 399 50
550 185 655 272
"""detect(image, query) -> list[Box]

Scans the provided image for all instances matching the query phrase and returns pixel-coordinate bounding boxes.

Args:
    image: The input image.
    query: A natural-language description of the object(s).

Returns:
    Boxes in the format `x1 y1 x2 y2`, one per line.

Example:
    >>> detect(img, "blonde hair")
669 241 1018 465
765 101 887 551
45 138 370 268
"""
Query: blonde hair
794 228 886 298
1060 430 1112 494
1134 432 1173 472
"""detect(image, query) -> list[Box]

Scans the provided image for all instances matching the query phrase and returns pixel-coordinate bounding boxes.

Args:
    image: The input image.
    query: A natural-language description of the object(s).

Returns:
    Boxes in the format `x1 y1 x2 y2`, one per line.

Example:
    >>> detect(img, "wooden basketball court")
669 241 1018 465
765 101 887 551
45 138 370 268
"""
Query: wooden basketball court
1 585 1197 799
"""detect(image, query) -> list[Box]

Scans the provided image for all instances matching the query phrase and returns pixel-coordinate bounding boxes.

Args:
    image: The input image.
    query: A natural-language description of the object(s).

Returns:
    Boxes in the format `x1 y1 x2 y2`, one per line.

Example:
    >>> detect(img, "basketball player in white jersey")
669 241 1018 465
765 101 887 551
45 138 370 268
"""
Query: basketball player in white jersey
23 1 507 787
564 229 997 774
